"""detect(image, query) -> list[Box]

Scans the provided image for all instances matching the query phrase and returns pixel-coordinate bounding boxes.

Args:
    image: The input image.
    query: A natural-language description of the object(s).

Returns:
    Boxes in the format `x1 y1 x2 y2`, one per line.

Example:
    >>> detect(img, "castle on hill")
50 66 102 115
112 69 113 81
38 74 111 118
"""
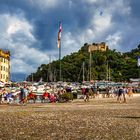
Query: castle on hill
88 42 108 52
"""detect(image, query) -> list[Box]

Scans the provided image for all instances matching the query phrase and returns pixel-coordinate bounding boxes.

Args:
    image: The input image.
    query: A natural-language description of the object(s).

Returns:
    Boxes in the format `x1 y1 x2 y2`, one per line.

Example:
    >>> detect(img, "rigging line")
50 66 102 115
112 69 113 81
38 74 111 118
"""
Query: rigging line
77 63 83 82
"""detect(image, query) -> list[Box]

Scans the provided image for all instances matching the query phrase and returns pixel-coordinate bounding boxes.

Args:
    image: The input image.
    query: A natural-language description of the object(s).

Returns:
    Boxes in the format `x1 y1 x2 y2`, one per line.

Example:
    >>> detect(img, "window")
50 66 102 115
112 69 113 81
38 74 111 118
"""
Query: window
1 66 2 71
6 59 8 64
6 76 8 81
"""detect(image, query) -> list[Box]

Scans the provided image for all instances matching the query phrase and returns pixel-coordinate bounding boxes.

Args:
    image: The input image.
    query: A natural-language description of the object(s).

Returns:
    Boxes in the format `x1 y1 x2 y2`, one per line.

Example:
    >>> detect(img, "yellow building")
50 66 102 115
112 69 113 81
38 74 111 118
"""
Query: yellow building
0 49 10 83
88 42 108 52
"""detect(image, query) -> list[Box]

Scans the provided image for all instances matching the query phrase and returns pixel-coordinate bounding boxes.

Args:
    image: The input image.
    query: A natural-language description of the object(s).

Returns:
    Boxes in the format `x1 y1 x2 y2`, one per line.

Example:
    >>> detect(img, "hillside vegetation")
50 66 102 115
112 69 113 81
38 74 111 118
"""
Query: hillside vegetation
27 43 140 82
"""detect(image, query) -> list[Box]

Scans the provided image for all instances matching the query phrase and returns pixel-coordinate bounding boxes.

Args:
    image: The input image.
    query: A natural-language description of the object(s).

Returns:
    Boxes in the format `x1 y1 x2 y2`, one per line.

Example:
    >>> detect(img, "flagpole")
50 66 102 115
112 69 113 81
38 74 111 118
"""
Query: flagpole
88 49 91 82
59 40 61 81
57 21 62 81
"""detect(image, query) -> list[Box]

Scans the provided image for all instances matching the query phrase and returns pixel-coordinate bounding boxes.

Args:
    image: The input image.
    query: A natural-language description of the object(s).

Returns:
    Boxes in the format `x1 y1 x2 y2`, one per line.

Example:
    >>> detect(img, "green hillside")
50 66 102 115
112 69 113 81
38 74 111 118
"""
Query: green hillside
27 43 140 82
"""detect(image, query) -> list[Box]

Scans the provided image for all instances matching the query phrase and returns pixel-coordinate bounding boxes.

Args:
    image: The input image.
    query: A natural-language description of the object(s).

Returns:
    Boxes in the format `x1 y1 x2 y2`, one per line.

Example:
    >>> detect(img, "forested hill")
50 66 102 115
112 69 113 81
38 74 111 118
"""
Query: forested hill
27 43 140 82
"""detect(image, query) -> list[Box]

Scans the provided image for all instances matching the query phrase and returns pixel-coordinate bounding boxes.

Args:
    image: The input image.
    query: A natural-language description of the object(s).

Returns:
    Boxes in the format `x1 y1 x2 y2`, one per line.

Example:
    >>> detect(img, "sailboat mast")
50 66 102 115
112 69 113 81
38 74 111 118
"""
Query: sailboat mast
109 66 111 81
106 61 108 81
49 55 53 82
106 61 111 81
89 51 92 82
83 61 85 82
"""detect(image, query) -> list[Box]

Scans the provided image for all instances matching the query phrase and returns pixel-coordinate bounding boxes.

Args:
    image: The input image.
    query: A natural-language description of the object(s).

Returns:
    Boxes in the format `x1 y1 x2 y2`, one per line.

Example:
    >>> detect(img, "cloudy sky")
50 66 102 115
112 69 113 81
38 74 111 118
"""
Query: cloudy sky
0 0 139 81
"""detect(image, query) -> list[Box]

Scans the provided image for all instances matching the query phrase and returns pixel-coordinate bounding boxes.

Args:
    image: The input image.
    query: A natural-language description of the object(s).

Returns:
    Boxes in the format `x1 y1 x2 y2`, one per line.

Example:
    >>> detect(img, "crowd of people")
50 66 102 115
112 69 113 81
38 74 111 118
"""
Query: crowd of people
0 82 136 105
81 86 134 103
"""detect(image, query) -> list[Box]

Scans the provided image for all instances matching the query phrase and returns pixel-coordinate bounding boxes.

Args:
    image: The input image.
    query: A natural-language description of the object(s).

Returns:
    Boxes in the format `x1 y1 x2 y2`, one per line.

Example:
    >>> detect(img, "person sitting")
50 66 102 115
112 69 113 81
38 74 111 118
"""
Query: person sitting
50 94 55 103
28 91 35 98
43 92 49 99
41 91 50 103
6 92 13 104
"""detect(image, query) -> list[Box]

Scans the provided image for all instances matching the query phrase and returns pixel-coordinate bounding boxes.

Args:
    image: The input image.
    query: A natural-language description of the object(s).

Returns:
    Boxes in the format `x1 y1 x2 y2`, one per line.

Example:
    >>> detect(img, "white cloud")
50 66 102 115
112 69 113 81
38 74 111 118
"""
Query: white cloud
62 32 80 56
0 13 49 74
62 29 94 57
13 44 49 64
32 0 61 9
85 0 97 4
7 17 35 41
11 59 35 73
74 0 131 49
93 14 112 32
110 0 131 15
60 0 130 54
61 12 112 56
0 13 35 45
106 32 122 49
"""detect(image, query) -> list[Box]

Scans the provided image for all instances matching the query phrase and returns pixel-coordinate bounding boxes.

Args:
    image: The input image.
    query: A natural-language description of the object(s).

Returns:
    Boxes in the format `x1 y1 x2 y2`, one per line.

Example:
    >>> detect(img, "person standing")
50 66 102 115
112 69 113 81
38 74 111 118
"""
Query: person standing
82 87 87 102
85 87 89 102
117 86 126 103
19 87 25 104
82 87 89 102
117 87 123 103
122 86 127 103
127 87 133 99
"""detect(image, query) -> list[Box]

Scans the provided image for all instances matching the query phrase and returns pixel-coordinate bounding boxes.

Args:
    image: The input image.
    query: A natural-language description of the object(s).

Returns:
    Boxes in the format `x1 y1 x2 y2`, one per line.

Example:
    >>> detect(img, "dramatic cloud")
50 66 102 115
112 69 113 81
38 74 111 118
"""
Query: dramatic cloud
106 32 122 50
33 0 61 9
0 13 49 77
0 0 139 80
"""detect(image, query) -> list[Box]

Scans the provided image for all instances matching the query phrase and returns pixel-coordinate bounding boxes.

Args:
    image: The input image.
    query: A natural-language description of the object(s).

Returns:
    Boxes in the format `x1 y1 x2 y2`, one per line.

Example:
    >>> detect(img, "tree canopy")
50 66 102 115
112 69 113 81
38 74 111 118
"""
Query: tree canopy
27 43 140 82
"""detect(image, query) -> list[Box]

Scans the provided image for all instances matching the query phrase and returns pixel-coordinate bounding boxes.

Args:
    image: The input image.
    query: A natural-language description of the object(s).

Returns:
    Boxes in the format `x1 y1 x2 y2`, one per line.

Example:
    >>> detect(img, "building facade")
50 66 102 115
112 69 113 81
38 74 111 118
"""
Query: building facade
88 42 108 52
0 49 10 82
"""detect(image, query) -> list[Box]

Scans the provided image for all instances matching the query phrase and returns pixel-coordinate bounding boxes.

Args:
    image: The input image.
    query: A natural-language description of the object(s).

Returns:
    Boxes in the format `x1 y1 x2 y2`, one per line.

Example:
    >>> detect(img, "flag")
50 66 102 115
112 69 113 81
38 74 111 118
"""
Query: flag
137 57 140 67
57 40 60 48
57 21 62 48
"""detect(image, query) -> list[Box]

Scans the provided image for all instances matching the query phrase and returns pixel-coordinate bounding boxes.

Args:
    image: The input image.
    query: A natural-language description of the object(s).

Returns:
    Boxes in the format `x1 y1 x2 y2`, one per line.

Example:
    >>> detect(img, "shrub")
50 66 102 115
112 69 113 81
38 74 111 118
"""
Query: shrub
61 92 73 101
